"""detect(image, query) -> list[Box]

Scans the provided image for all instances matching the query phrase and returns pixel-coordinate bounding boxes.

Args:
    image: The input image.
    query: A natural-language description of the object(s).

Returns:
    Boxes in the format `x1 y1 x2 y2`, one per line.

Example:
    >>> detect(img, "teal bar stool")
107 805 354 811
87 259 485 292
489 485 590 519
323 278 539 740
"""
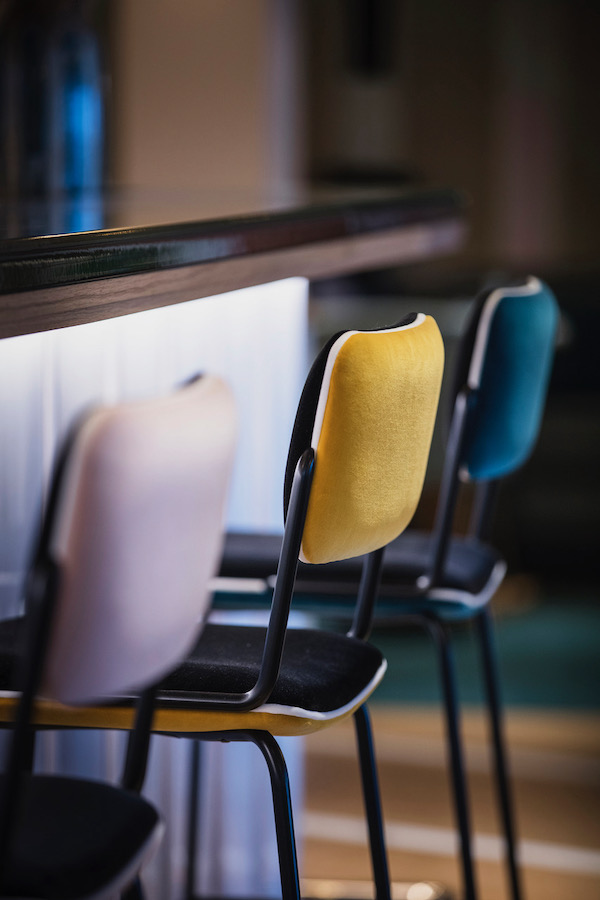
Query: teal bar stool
218 276 559 900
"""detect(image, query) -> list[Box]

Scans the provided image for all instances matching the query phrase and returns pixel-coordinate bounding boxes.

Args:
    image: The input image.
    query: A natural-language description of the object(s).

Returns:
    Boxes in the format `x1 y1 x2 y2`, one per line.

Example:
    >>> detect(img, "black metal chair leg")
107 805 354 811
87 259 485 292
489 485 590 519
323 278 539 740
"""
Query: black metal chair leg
21 728 36 773
476 608 522 900
185 740 202 900
121 875 145 899
427 617 478 900
249 731 301 900
353 704 392 900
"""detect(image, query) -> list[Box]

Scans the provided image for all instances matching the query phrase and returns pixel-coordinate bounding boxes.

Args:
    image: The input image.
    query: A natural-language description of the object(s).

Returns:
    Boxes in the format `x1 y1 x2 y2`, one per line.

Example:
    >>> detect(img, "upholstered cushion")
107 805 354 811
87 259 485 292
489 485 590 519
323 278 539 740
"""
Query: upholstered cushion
40 374 236 706
284 314 444 564
1 774 161 899
0 378 235 708
160 622 386 719
0 618 385 733
222 529 499 593
218 530 504 620
0 612 385 723
455 277 558 481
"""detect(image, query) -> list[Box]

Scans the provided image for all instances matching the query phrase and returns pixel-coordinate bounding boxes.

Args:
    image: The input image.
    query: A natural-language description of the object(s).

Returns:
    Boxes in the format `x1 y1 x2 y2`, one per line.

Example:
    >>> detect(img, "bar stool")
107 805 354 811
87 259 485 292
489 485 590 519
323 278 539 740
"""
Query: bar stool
0 312 444 900
217 276 559 900
0 375 237 899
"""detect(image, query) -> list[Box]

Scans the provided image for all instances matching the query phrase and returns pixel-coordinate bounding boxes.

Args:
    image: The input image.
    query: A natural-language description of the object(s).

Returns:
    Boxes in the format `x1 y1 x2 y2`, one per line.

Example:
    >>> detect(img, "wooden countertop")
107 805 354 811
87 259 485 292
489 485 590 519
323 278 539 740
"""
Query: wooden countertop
0 184 466 338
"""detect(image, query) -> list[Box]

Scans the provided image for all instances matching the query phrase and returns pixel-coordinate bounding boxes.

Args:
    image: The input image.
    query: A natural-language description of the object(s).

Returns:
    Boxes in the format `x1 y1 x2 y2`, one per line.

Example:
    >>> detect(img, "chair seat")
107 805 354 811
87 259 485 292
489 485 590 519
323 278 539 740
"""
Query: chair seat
0 621 386 736
160 622 386 720
0 774 162 899
219 530 506 620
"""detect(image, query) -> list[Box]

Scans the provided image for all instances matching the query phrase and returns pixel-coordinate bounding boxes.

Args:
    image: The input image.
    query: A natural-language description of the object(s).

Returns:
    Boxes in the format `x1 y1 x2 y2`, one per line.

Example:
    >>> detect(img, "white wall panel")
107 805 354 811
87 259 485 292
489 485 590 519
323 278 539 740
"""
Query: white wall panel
0 277 309 898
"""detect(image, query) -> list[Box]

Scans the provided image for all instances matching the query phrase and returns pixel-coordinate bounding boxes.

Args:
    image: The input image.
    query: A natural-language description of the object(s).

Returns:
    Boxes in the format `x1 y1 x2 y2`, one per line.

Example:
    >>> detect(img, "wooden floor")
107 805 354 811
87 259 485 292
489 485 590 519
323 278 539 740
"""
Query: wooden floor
301 706 600 900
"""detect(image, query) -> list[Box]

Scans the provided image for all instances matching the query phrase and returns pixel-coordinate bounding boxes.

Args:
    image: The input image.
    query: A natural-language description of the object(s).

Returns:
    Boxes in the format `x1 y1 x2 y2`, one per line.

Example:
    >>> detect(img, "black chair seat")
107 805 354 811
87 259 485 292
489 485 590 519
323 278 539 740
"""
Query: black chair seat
160 623 385 717
0 619 384 725
1 774 161 899
220 531 504 619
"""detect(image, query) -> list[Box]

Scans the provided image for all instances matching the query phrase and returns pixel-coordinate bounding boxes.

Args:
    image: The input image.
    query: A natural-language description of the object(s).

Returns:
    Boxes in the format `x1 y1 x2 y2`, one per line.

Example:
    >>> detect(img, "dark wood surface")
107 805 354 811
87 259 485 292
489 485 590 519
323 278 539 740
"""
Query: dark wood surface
0 185 466 338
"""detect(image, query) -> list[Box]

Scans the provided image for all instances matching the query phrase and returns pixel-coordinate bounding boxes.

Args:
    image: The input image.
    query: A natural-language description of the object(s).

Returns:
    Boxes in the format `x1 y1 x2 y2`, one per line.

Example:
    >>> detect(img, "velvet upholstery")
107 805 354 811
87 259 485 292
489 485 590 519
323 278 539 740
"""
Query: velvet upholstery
283 313 417 516
460 278 558 481
0 615 387 735
161 623 386 718
1 775 161 900
285 314 444 564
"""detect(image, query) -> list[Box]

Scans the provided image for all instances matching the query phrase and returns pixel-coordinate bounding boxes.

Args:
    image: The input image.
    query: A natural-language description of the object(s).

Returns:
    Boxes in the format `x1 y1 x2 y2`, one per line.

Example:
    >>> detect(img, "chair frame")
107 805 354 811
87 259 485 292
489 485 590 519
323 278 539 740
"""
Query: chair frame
377 379 519 900
303 362 517 900
214 280 558 900
157 448 392 900
214 335 523 900
411 374 520 900
236 382 512 900
342 317 523 900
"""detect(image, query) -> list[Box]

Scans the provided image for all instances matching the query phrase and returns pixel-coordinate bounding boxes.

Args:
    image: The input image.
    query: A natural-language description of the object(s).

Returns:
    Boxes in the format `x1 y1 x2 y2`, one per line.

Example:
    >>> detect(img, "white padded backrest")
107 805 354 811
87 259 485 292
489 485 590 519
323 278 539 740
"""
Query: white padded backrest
40 376 237 705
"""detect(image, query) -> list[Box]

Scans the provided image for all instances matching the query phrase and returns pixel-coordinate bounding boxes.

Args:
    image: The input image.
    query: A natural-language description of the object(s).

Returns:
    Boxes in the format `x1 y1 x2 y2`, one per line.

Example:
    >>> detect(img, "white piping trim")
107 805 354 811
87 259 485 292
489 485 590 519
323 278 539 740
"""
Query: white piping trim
419 559 507 610
210 576 270 595
310 330 355 454
467 276 542 390
251 658 387 722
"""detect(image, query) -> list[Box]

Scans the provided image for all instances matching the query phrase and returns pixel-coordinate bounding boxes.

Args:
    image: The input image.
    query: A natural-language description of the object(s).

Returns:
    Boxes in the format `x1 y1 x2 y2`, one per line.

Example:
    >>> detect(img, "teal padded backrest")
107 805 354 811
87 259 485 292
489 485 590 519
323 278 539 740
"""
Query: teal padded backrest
461 277 559 482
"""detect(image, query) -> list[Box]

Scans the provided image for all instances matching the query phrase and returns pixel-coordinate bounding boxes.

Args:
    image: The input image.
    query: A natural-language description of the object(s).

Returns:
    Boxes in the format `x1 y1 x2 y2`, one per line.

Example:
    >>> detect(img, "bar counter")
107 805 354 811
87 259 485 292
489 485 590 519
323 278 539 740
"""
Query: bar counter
0 184 465 338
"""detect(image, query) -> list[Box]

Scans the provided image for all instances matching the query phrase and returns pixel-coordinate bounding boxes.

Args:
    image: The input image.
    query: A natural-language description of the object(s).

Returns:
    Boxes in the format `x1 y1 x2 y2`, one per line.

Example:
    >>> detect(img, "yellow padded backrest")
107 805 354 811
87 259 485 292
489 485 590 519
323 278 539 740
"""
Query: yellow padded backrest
299 315 444 564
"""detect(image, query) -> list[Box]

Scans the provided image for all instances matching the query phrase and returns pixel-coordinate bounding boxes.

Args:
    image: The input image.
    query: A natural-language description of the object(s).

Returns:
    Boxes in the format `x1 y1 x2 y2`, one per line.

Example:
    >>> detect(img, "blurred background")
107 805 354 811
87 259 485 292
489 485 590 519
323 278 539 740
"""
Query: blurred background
2 0 598 582
1 1 598 898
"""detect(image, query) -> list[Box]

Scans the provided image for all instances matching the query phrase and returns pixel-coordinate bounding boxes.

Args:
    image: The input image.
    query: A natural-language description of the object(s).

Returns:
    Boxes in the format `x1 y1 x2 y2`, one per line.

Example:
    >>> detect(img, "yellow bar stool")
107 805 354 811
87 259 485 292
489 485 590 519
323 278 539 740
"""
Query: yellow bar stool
218 276 559 900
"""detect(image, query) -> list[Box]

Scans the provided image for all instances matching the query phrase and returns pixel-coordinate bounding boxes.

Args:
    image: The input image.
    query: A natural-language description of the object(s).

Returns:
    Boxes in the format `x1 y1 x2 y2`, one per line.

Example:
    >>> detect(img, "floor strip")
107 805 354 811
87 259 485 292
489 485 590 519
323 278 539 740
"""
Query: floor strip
302 812 600 876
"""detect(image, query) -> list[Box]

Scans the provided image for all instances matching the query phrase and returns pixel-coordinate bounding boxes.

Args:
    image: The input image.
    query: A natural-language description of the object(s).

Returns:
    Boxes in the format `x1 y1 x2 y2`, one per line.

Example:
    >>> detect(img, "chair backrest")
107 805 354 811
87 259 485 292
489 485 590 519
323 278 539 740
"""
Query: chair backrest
284 313 444 564
455 276 559 482
37 375 236 705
